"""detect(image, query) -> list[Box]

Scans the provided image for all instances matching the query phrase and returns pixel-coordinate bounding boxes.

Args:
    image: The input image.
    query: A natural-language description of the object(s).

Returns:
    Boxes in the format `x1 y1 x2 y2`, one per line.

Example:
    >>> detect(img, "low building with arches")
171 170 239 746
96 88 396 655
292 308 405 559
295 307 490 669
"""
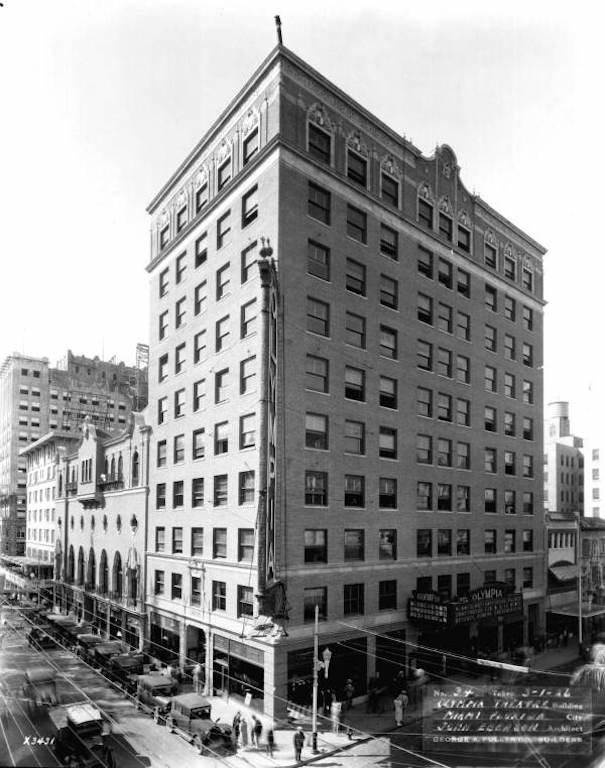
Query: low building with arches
55 413 151 649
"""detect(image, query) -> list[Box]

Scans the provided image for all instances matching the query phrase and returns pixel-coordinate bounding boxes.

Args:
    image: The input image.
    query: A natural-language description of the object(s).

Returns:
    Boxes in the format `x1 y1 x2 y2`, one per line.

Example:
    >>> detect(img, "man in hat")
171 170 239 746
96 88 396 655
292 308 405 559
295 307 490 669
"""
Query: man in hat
293 727 305 762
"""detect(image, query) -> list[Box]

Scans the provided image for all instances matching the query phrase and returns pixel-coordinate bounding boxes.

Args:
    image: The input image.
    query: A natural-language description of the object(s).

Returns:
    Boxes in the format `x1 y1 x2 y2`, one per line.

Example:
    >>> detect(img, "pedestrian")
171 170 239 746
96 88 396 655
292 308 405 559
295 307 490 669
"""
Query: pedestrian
253 716 263 747
344 678 355 710
192 663 202 694
330 699 342 733
240 717 249 748
293 727 304 762
394 693 404 726
232 711 241 746
266 727 275 757
400 689 408 723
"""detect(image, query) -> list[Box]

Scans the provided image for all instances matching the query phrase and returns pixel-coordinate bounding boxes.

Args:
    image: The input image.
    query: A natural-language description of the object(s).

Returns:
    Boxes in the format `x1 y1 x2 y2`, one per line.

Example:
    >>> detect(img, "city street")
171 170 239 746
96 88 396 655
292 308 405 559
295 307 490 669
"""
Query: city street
0 619 224 768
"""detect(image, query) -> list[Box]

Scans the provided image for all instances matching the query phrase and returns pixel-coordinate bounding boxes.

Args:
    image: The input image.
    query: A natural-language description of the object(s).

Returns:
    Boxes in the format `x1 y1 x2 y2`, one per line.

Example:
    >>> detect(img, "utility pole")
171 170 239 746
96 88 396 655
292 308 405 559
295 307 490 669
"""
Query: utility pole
312 604 319 754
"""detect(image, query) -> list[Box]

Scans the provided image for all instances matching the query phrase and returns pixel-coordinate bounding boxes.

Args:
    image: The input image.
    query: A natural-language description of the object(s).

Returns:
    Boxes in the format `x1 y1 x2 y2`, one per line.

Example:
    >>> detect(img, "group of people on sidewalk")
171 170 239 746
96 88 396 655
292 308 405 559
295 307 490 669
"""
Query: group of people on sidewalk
231 711 275 755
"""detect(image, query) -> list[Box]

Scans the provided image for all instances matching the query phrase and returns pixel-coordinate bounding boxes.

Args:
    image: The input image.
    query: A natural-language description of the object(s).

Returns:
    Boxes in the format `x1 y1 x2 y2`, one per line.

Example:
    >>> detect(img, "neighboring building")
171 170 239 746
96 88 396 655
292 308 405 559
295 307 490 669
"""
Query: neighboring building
0 350 148 556
585 439 605 518
56 414 151 649
545 510 579 639
543 401 584 517
144 43 546 719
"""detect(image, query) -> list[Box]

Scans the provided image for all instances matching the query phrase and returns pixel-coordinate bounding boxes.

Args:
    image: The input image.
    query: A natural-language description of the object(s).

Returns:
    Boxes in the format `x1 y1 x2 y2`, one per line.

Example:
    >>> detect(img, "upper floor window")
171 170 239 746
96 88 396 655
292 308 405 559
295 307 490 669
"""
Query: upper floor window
418 198 433 228
380 225 398 260
504 256 516 281
457 225 471 253
176 253 187 283
159 225 169 250
159 268 169 298
485 242 497 268
307 241 330 281
347 150 367 187
242 186 259 227
308 123 331 165
308 183 331 225
217 157 232 190
347 205 367 244
195 183 208 213
243 128 259 165
438 212 453 241
194 232 207 268
176 206 187 233
522 268 534 292
217 211 231 249
381 174 399 207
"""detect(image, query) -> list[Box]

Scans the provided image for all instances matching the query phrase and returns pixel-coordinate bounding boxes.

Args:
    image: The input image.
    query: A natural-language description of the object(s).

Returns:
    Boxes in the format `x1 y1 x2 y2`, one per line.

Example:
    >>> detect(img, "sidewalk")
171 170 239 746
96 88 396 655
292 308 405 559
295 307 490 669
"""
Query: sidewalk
200 646 582 768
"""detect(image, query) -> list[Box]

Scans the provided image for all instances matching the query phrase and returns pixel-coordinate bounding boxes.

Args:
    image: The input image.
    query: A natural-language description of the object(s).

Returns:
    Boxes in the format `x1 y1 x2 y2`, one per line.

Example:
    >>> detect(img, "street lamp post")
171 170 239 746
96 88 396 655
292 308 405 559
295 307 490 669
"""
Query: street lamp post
312 604 319 753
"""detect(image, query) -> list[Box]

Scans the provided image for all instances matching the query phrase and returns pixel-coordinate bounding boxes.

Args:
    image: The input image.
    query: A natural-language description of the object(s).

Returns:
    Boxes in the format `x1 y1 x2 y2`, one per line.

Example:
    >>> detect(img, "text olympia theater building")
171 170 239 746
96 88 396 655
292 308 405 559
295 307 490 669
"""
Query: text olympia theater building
145 43 546 719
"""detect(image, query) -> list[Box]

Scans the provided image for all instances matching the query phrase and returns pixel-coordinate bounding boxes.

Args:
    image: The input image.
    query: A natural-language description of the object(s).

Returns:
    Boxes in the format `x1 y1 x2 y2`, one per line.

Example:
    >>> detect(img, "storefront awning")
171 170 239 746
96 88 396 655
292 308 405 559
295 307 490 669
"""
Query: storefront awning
549 603 605 618
549 565 578 582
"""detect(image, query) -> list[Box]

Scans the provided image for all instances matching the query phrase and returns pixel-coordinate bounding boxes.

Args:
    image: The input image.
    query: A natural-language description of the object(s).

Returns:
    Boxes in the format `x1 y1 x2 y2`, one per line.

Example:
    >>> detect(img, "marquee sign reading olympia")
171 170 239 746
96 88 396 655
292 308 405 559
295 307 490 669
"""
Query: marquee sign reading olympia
408 583 524 626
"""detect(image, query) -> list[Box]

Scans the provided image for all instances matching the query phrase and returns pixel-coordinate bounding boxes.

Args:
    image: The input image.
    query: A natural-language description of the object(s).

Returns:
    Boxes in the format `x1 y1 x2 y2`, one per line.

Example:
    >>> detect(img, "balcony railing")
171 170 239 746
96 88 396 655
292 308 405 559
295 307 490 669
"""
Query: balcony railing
97 479 124 492
66 482 78 496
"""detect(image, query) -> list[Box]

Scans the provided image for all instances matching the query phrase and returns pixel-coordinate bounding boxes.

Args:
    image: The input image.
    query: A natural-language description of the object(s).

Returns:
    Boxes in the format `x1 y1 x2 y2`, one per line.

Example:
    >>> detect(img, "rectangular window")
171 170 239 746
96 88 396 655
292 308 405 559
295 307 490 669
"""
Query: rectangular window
457 355 470 384
345 366 365 401
485 365 497 393
173 434 185 464
439 213 453 240
438 302 453 333
437 483 452 511
308 182 331 224
485 406 497 432
505 295 516 321
522 268 533 292
172 480 184 508
214 475 228 506
243 128 259 164
485 284 497 311
379 580 397 610
305 413 328 449
504 372 516 399
304 529 327 563
437 392 452 422
504 411 516 436
379 326 397 359
485 488 497 514
347 150 367 186
307 297 330 336
417 246 433 278
417 340 433 371
308 122 331 163
485 242 497 268
195 232 207 267
522 342 533 367
379 478 397 509
346 258 366 295
379 427 397 459
457 485 471 513
505 490 516 515
505 451 516 476
417 528 432 557
242 185 258 227
343 583 365 616
239 471 255 504
174 343 186 374
174 388 185 418
345 312 366 348
307 240 330 280
240 357 256 394
304 587 327 622
485 530 497 554
523 567 534 589
504 334 516 360
214 421 229 454
523 380 534 404
215 315 230 351
437 347 452 378
437 529 452 556
193 330 207 364
417 434 433 464
193 282 207 316
344 475 365 507
156 483 166 510
217 157 232 190
418 198 433 228
380 274 398 309
523 530 534 552
380 224 398 258
159 310 169 340
379 376 397 408
485 325 497 352
155 527 165 553
417 293 433 325
160 226 169 250
485 448 497 473
504 256 516 280
344 420 365 455
193 379 205 412
159 268 169 297
417 387 433 418
457 268 471 298
306 355 329 393
458 226 471 252
381 175 399 207
176 253 187 283
241 242 257 283
417 482 432 511
157 397 168 425
217 211 231 248
504 530 516 553
212 581 226 611
438 258 453 289
523 454 534 478
522 306 534 331
213 528 227 559
344 529 365 561
192 478 204 508
522 417 534 440
437 438 452 467
154 570 165 596
192 428 205 460
305 471 328 506
172 527 183 554
347 205 367 243
158 353 168 382
157 440 167 467
191 576 202 606
238 529 255 562
216 262 230 299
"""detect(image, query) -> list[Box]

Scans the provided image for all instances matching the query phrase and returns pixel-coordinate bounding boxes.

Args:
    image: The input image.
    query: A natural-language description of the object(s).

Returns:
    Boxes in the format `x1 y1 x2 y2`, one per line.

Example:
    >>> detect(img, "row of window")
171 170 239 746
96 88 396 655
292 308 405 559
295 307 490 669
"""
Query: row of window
416 568 534 603
156 415 256 466
153 570 254 616
417 527 534 557
159 292 257 345
155 526 254 560
416 435 535 476
303 471 535 514
155 472 254 510
20 368 42 378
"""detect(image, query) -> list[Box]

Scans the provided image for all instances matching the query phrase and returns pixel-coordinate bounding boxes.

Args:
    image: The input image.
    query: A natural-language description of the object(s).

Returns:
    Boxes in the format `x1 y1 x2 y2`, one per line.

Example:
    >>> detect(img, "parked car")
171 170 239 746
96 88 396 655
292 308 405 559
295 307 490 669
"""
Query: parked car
75 634 105 663
107 653 145 693
22 666 59 714
26 624 57 650
48 703 113 768
135 674 178 718
165 693 233 754
92 641 130 670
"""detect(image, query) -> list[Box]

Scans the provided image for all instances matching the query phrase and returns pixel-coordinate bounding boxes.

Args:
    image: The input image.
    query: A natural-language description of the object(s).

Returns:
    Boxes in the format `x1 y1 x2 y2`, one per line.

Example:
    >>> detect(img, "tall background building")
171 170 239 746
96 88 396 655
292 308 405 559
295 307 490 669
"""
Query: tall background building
0 349 148 556
144 43 546 718
543 400 584 517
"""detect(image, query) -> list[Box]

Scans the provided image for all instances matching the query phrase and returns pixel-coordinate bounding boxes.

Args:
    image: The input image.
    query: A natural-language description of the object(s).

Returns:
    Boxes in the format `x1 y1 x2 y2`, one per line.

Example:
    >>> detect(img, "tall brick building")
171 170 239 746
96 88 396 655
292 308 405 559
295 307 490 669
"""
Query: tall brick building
145 44 546 718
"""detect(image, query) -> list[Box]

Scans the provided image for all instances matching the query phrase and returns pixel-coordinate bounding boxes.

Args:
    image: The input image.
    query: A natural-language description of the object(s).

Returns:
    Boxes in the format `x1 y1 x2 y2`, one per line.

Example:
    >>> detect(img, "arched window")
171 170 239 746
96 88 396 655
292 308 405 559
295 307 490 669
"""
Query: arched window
58 473 63 496
112 551 123 598
67 546 75 583
110 456 116 479
117 454 123 481
77 547 85 586
132 450 139 487
104 458 109 477
87 548 96 590
99 550 108 594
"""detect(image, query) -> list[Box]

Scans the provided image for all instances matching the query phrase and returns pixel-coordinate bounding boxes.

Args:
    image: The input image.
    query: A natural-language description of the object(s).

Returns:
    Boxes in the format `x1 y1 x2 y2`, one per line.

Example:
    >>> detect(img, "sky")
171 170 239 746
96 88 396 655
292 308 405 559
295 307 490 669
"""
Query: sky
0 0 603 434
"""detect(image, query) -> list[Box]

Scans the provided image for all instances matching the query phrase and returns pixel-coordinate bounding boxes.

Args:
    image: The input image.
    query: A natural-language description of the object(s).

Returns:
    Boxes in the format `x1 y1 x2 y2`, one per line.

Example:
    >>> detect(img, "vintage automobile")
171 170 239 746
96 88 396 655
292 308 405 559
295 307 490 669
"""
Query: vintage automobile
22 666 59 714
135 673 177 717
48 703 114 768
45 615 79 645
165 693 233 754
92 640 130 670
26 624 57 650
75 633 105 663
107 653 145 693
